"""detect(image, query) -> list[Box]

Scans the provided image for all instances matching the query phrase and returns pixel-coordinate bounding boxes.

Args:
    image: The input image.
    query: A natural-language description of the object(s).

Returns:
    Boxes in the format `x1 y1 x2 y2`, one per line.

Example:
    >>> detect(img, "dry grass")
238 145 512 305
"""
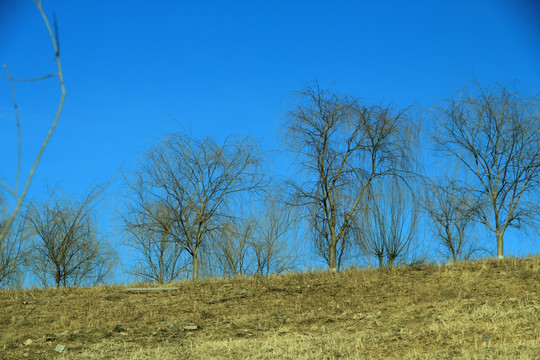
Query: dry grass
1 256 539 359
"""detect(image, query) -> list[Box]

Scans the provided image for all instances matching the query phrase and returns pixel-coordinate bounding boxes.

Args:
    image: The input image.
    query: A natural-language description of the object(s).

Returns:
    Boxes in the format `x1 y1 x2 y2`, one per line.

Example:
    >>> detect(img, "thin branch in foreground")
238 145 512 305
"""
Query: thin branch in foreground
0 1 66 244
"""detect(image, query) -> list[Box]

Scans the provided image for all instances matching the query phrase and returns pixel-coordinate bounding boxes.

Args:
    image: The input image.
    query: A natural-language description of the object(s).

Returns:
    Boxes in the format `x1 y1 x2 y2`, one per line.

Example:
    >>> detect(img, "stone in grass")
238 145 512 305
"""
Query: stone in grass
24 339 33 346
55 344 67 353
183 324 199 331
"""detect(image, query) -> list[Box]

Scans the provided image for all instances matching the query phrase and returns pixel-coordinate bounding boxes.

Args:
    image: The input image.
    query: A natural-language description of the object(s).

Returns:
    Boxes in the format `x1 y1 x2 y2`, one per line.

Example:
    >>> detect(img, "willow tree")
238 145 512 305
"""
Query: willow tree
355 176 418 269
284 83 414 272
123 200 187 283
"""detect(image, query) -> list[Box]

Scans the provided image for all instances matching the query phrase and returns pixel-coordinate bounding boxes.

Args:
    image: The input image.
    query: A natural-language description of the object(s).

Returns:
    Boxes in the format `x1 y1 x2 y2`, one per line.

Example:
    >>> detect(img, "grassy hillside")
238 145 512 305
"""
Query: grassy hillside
1 256 539 359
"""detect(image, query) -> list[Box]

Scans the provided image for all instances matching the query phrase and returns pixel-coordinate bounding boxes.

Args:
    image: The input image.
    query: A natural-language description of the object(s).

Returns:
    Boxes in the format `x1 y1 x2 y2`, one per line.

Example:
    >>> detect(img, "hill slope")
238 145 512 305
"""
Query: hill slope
1 256 539 359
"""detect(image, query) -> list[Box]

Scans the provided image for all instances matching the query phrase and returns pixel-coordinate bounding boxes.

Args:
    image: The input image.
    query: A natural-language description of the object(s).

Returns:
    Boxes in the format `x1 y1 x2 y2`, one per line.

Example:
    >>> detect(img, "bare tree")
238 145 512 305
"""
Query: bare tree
25 187 117 288
201 185 298 278
355 176 418 268
251 187 299 276
209 218 254 278
1 0 65 243
434 81 540 259
308 194 353 270
283 83 413 271
0 196 28 287
422 178 484 262
127 132 264 280
123 199 188 283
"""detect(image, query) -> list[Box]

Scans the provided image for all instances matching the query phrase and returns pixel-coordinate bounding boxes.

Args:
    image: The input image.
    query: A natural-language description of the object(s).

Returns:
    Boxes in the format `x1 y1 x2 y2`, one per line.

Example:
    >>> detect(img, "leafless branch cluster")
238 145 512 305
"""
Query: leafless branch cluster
422 178 485 262
124 132 265 280
433 81 540 258
25 187 117 288
202 187 299 278
0 196 28 287
355 176 418 268
250 189 299 276
207 217 255 277
284 82 415 271
123 200 188 283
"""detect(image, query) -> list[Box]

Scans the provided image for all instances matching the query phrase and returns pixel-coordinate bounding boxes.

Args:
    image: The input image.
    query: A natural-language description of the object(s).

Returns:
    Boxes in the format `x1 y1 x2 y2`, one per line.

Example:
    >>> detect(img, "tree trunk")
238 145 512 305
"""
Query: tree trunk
192 252 199 280
451 247 458 263
55 267 61 288
496 230 504 259
328 241 337 272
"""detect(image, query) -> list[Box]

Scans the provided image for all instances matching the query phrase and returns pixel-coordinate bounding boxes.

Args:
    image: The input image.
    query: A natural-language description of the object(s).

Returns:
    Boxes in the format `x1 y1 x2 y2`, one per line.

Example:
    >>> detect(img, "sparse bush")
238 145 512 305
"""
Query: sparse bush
25 186 118 287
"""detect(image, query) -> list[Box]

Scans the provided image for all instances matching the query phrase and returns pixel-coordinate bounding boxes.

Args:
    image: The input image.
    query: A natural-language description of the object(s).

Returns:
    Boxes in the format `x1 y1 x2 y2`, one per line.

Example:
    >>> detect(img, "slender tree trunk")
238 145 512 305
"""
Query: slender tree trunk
496 229 504 259
328 240 337 272
55 266 61 288
192 250 199 280
494 207 504 259
378 255 384 269
451 247 458 263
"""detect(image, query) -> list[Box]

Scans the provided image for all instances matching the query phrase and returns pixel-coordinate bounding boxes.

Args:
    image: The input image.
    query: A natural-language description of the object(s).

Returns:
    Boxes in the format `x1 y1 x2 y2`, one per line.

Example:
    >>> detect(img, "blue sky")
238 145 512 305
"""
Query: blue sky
1 0 540 271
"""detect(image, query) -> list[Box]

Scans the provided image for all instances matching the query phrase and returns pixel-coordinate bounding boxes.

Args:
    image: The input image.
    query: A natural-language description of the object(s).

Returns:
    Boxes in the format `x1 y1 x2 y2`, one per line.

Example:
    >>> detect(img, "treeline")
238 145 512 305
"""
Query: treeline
2 79 540 288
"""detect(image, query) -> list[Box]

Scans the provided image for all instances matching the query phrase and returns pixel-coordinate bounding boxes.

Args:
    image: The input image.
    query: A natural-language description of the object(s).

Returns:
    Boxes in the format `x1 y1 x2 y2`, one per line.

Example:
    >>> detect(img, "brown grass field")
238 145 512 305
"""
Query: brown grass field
1 256 539 359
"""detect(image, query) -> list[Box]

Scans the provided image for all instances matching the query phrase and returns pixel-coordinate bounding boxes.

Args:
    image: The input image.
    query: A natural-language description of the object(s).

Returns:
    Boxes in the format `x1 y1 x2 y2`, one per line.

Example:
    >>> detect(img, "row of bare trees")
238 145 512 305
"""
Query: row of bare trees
2 79 539 287
2 2 539 286
122 133 300 282
282 80 540 268
119 83 420 280
122 79 540 279
4 79 540 287
4 2 540 290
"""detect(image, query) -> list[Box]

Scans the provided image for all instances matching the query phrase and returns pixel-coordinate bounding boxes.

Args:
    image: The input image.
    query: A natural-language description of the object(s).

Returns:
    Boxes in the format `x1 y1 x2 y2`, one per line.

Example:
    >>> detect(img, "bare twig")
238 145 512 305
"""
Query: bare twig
0 1 65 243
1 65 22 195
1 73 59 82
